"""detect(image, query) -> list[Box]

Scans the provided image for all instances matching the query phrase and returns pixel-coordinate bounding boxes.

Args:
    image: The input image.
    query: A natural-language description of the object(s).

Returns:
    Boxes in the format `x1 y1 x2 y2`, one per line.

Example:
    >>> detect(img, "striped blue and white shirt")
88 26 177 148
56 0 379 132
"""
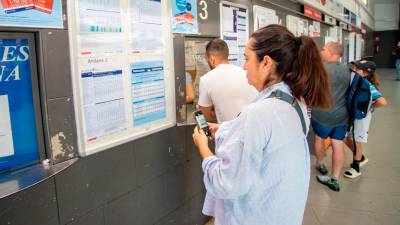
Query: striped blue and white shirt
202 82 310 225
367 80 382 113
367 80 382 101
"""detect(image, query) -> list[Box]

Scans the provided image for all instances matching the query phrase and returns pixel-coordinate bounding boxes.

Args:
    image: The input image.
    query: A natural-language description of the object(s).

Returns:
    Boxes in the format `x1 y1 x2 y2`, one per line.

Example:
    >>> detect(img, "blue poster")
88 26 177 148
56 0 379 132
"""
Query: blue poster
0 38 40 172
131 61 166 127
0 0 63 28
172 0 198 33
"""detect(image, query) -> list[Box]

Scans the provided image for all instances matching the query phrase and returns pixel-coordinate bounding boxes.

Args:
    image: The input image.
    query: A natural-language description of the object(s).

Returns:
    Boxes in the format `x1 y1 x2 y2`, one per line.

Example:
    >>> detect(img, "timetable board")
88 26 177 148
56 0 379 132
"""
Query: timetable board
68 0 176 156
220 1 249 67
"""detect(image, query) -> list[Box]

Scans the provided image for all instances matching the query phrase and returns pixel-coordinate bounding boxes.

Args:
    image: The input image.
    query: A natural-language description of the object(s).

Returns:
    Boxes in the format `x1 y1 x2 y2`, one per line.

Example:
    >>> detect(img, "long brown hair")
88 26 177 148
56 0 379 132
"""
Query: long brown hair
366 72 380 90
251 24 332 109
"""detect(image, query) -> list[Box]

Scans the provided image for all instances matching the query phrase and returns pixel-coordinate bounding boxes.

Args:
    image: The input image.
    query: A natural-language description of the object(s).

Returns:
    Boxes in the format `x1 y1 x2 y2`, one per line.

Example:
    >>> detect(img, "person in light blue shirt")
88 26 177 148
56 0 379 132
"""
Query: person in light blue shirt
192 25 332 225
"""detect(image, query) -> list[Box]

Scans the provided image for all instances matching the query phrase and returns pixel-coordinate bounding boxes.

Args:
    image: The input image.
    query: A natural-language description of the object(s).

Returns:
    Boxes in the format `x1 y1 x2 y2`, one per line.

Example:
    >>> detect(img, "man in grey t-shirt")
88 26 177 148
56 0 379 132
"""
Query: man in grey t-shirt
312 42 351 192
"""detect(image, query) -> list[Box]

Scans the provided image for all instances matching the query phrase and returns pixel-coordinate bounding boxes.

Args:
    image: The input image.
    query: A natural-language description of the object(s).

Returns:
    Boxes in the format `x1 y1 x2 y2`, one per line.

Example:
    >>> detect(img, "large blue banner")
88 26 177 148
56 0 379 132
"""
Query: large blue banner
0 38 40 172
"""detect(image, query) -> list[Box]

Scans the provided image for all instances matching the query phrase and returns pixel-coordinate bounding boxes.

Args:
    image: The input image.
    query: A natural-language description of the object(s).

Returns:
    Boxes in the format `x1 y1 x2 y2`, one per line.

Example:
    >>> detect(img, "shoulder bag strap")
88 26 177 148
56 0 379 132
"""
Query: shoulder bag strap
268 90 307 135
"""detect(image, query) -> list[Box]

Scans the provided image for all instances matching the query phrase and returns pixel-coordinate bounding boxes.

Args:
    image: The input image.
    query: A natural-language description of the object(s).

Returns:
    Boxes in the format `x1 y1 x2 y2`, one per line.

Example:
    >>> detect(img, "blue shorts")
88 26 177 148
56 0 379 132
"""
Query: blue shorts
311 119 348 140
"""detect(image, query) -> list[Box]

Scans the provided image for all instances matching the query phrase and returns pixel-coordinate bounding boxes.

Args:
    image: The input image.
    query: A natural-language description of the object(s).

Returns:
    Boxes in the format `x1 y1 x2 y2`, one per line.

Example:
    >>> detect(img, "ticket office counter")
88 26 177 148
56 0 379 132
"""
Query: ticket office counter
0 30 78 200
0 33 45 173
175 0 253 127
177 36 215 125
173 0 221 125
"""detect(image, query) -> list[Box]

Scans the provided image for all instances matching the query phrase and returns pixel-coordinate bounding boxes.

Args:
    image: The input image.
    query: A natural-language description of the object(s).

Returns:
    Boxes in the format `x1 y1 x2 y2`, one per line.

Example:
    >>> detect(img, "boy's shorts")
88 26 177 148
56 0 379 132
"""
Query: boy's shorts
311 119 348 140
347 111 372 143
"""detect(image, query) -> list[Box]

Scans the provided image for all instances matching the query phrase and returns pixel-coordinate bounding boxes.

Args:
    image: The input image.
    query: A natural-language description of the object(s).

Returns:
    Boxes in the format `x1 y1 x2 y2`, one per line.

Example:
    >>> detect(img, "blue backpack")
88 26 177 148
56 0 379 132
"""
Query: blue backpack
346 71 371 120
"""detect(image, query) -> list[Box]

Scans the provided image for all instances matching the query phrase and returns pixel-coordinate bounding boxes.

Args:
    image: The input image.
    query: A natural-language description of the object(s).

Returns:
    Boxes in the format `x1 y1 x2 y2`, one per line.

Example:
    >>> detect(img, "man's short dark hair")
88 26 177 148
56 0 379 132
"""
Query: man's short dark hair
205 38 229 59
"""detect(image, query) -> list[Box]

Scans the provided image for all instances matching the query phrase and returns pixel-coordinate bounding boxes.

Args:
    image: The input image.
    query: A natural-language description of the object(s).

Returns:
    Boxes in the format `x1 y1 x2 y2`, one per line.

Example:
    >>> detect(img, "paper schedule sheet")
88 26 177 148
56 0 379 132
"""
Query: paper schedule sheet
129 0 164 54
0 95 14 157
221 3 248 67
254 6 278 30
131 61 166 127
78 0 123 33
81 67 127 141
77 0 124 55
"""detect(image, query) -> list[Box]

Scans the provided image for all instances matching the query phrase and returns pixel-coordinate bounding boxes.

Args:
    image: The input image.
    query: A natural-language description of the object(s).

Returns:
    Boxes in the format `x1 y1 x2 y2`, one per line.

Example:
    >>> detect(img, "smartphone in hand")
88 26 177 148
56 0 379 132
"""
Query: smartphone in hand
193 110 212 137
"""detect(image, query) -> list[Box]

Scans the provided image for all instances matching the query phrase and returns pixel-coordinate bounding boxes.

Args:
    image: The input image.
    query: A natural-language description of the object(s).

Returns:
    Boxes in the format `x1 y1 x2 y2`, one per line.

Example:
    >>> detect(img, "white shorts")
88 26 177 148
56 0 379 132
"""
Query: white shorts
347 111 372 143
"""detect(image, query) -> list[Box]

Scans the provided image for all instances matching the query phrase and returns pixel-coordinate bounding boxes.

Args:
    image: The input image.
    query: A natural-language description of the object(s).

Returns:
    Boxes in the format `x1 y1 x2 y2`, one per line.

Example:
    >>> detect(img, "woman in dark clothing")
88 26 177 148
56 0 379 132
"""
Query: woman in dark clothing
392 41 400 80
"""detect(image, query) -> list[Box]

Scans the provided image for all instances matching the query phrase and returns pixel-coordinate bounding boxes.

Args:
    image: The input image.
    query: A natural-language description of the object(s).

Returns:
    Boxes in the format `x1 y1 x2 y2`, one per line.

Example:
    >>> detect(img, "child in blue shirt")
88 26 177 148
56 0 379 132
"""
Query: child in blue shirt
344 60 387 178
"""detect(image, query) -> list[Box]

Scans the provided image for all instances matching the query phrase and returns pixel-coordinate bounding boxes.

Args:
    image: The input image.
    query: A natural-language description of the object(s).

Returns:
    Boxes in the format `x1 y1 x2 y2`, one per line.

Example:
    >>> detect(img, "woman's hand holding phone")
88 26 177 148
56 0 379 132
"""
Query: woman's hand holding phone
192 126 214 159
192 110 218 159
193 126 208 148
207 123 220 140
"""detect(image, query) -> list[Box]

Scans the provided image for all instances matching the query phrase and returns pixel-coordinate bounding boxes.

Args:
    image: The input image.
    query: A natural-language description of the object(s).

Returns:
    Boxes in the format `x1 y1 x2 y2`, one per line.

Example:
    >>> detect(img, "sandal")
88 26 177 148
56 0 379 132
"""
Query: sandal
344 167 361 179
360 155 369 167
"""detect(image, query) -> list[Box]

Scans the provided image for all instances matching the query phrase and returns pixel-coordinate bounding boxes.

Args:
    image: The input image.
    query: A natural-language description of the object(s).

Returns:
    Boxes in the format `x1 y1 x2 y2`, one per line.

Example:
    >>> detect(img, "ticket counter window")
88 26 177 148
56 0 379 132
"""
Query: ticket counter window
184 38 213 124
0 33 43 173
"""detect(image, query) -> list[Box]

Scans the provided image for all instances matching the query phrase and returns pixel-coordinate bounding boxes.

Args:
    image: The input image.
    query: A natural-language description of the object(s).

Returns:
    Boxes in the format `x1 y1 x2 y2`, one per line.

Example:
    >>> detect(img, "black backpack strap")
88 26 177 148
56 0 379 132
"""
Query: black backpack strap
350 74 364 119
349 74 366 157
268 90 307 135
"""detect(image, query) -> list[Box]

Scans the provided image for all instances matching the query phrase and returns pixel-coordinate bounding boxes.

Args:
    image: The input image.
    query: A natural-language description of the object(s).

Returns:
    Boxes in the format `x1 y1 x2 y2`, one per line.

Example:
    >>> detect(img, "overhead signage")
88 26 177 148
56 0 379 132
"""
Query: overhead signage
350 12 357 26
303 5 322 22
339 21 351 31
301 0 343 21
323 14 336 26
343 7 350 23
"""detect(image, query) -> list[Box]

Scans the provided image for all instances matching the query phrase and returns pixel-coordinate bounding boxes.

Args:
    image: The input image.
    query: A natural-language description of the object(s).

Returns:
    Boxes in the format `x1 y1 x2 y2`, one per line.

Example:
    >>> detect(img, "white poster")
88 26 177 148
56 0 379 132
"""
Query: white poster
328 26 340 43
131 61 166 127
221 2 248 67
76 0 125 55
237 9 247 45
286 15 299 36
222 5 235 33
80 60 127 141
254 5 278 30
297 19 308 37
224 34 239 54
312 21 321 37
0 95 14 157
129 0 164 54
324 36 337 45
194 42 210 101
184 41 196 70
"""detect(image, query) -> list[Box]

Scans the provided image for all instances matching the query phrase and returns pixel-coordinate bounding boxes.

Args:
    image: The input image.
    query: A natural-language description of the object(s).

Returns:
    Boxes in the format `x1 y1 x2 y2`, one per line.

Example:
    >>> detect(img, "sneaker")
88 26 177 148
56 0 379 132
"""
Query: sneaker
360 155 369 167
315 164 328 175
316 175 340 192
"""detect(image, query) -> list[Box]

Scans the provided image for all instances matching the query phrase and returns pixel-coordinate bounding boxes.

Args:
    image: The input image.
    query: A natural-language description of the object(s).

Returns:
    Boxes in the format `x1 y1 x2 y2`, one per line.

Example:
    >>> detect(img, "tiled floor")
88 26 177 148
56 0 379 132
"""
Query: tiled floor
303 69 400 225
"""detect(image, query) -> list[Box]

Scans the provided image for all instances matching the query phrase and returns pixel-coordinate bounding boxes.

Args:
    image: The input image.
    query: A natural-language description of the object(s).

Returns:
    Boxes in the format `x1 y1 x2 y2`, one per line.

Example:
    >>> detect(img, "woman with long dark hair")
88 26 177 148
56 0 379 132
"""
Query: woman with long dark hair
192 25 331 225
